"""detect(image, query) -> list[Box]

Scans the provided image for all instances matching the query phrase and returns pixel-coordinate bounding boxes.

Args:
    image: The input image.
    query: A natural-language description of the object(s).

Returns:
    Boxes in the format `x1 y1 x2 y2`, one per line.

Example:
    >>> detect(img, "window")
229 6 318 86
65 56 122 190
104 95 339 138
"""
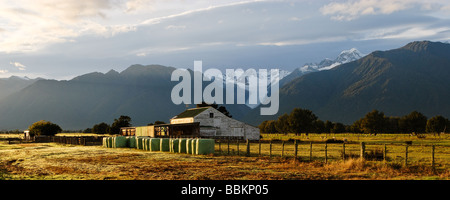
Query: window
210 113 214 118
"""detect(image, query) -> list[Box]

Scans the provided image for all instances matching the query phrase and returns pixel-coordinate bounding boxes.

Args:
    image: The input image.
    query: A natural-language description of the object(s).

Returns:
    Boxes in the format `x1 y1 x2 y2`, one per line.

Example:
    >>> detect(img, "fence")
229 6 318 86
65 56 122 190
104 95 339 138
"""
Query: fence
33 136 103 146
215 139 448 170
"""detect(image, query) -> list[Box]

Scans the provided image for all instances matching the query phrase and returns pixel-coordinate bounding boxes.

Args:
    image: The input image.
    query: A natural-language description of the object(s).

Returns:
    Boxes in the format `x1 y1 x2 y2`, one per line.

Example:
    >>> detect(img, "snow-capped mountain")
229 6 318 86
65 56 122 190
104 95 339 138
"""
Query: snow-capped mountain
202 48 363 108
205 68 291 87
300 48 365 72
203 68 291 108
280 48 365 87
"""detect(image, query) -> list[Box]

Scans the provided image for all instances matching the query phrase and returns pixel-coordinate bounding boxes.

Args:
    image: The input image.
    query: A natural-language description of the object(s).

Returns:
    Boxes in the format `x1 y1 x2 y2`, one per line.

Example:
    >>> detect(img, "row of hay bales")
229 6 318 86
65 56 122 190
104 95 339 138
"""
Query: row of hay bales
102 136 215 155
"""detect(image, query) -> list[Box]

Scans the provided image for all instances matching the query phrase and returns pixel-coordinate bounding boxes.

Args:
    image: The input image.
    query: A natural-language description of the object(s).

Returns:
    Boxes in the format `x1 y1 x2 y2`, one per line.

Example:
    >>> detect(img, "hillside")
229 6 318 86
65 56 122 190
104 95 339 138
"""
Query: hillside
0 76 42 100
244 41 450 125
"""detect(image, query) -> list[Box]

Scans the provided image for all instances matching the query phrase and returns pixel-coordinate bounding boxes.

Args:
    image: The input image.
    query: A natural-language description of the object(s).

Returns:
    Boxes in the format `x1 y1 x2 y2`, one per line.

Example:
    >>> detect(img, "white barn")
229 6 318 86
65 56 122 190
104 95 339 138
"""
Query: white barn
170 107 260 140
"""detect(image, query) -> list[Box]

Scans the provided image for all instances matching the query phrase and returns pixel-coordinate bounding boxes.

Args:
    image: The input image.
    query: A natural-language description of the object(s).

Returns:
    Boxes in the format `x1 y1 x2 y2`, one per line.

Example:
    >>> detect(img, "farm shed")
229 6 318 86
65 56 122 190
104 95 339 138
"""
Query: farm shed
120 107 259 140
170 107 260 140
120 123 200 138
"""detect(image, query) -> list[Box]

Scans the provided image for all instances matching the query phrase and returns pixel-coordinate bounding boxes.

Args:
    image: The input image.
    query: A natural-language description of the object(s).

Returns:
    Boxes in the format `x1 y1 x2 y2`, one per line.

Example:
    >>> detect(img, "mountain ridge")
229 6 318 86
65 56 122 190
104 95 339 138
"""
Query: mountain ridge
244 41 450 125
280 47 365 87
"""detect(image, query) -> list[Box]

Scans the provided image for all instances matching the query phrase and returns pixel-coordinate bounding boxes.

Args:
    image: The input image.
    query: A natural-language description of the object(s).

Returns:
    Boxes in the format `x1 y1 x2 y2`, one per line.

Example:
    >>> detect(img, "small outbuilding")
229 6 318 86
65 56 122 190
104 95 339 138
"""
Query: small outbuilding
170 107 260 140
120 107 260 140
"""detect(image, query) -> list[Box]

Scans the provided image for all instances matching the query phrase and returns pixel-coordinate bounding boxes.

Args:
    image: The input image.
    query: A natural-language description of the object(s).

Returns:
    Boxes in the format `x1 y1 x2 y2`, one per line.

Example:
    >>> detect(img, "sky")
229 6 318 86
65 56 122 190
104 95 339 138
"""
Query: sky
0 0 449 80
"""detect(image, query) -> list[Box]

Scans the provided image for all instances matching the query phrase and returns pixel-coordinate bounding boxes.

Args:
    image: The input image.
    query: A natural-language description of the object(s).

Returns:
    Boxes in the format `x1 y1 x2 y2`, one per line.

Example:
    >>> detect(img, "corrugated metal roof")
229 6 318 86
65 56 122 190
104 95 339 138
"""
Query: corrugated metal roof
172 107 209 119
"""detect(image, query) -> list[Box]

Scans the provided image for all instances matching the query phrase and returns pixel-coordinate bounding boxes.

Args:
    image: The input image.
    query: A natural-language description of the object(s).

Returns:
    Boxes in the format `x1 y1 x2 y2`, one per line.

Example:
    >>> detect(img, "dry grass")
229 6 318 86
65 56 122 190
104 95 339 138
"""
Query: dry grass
0 142 448 180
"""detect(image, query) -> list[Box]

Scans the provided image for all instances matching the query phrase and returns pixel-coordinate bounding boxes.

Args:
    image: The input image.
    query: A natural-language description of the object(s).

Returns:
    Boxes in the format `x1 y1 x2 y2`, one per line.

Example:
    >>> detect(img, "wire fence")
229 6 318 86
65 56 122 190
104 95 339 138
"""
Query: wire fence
215 139 449 170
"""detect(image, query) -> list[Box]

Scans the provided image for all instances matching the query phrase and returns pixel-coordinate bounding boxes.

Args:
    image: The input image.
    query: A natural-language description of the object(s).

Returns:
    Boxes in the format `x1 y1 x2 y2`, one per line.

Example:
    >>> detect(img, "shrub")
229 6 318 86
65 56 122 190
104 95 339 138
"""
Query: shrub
325 138 344 143
29 120 62 136
365 149 384 161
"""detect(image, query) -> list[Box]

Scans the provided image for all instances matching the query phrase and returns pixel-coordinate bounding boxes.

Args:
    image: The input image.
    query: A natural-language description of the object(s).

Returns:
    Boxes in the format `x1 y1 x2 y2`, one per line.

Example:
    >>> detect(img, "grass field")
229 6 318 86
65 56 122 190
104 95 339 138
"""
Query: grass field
0 133 449 180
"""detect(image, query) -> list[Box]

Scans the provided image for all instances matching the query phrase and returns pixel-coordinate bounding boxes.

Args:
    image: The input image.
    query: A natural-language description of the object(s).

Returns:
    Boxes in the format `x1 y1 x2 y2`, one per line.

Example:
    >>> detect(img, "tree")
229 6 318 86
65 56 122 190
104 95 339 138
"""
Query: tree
399 111 427 133
288 108 318 135
265 120 277 133
360 110 388 134
275 114 290 134
313 120 325 133
92 122 110 134
349 118 363 133
83 128 92 133
110 115 132 135
197 102 232 118
259 120 269 133
331 122 346 133
386 116 400 133
324 120 334 133
29 120 62 136
426 115 449 134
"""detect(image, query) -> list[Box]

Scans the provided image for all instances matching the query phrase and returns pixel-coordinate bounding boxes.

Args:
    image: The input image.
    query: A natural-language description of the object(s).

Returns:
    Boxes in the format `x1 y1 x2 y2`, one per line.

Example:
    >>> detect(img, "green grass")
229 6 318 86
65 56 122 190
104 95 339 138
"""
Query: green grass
216 133 450 171
261 133 450 145
0 133 448 180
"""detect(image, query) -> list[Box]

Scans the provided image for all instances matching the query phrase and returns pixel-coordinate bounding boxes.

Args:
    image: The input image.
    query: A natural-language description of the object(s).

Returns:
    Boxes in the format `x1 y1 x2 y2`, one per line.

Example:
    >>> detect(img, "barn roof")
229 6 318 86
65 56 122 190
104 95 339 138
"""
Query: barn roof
172 107 210 119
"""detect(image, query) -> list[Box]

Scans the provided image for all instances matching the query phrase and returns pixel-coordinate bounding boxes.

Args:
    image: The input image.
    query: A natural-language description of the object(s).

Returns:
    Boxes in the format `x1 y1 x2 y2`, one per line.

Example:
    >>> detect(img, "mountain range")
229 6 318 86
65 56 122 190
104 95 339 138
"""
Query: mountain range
244 41 450 125
0 65 253 130
0 41 449 130
0 76 42 100
279 48 365 87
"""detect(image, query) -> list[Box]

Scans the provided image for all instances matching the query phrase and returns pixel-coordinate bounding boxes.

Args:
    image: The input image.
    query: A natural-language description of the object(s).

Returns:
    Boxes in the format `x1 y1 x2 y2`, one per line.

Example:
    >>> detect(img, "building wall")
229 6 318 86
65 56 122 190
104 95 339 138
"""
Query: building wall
193 107 260 140
170 117 194 124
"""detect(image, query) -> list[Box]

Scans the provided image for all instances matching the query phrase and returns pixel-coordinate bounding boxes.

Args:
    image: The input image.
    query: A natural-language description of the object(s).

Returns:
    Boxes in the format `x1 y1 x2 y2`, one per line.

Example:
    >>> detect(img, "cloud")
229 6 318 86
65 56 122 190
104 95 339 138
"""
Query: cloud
0 69 8 74
0 0 132 53
10 61 27 71
165 25 186 30
357 25 450 40
320 0 449 21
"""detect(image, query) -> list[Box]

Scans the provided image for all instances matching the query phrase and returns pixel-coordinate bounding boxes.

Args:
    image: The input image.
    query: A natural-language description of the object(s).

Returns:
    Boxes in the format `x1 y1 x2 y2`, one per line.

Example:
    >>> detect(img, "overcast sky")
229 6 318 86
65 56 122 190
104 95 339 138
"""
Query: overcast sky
0 0 449 79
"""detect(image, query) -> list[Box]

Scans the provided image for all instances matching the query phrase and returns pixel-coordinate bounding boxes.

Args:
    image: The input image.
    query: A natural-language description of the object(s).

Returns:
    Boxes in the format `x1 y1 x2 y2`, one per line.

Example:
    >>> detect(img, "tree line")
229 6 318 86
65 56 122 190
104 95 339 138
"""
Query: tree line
259 108 450 134
90 115 132 135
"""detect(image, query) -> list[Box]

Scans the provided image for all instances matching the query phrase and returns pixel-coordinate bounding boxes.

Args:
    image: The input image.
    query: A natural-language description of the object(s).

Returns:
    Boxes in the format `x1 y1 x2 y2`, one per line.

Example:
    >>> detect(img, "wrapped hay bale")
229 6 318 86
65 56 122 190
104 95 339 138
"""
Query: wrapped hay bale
191 139 197 155
150 138 160 152
186 139 192 154
144 138 150 151
160 138 170 152
142 138 147 150
196 139 215 155
102 137 108 147
170 139 179 153
108 137 113 148
178 139 187 153
113 136 127 148
136 137 145 150
127 136 136 148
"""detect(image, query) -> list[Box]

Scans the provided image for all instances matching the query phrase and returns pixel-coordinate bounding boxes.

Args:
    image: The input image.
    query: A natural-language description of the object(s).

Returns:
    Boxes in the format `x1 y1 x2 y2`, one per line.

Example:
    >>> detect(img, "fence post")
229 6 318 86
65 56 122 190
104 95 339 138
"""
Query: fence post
269 140 272 157
431 145 435 170
342 143 346 160
237 140 240 156
227 139 230 155
218 141 221 153
360 142 366 160
246 139 250 157
384 144 387 162
294 140 298 161
309 142 312 161
259 140 261 157
281 141 285 158
405 144 409 166
325 143 328 164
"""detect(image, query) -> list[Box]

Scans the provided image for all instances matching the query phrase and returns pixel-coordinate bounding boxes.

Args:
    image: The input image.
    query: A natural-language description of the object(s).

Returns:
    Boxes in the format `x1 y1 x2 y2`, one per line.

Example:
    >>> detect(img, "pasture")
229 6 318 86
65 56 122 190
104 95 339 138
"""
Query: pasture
0 133 448 180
